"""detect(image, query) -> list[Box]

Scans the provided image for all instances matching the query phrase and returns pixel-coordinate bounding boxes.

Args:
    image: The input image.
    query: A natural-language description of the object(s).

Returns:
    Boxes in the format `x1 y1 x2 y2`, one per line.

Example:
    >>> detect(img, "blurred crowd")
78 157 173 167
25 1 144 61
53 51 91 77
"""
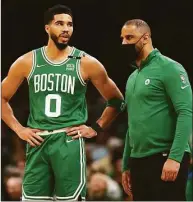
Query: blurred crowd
1 97 192 201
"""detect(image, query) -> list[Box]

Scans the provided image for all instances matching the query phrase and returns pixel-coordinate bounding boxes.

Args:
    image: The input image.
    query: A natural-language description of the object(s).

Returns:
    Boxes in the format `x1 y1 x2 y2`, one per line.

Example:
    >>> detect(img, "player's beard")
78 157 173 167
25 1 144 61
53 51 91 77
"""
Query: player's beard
50 33 68 50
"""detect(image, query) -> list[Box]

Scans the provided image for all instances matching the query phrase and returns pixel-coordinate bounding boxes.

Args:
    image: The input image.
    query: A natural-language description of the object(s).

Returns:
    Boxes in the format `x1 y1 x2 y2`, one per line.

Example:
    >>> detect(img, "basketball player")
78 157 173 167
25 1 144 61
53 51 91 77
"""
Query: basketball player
1 5 125 201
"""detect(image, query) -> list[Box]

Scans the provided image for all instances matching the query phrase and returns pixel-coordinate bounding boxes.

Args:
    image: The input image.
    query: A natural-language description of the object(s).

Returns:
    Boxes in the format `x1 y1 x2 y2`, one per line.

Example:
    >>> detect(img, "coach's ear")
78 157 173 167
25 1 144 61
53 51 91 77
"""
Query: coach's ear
142 33 150 45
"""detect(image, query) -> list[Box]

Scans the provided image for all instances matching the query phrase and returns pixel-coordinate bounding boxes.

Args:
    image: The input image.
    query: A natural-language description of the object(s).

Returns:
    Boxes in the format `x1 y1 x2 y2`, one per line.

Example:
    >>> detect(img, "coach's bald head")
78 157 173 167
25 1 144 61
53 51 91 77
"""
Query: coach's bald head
121 19 151 46
124 19 151 36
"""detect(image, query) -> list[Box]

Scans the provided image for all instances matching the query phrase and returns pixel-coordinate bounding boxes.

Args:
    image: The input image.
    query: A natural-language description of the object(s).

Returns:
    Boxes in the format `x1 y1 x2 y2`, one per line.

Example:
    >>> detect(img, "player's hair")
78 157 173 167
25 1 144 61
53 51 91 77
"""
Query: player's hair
44 4 73 25
124 19 151 36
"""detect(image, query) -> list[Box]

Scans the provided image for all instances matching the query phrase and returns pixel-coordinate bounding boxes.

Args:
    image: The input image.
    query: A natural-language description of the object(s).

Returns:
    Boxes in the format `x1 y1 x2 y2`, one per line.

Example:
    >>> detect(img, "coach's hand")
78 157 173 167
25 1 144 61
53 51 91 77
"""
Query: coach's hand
161 159 180 181
16 127 44 147
66 125 97 139
122 170 133 200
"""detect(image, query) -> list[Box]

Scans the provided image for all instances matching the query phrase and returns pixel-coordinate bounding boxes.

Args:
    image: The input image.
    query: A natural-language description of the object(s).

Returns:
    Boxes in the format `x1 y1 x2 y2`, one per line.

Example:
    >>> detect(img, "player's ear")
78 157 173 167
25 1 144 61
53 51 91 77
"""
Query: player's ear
45 25 50 34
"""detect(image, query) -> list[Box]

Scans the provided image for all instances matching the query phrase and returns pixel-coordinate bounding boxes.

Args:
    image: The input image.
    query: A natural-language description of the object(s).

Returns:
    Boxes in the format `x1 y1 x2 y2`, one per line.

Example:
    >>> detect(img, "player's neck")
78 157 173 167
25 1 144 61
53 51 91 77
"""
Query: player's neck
136 44 154 67
46 40 72 60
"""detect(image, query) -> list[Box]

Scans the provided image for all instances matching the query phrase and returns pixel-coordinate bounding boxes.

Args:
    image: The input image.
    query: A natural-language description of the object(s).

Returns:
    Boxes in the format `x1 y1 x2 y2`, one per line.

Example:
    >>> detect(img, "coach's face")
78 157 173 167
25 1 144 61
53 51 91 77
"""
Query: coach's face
121 25 145 52
45 14 73 48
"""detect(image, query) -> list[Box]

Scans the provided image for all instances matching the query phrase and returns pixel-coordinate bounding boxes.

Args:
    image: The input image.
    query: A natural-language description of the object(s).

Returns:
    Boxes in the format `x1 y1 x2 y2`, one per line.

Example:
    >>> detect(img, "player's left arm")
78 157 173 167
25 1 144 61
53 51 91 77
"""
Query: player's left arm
161 63 192 181
66 56 125 139
86 56 125 126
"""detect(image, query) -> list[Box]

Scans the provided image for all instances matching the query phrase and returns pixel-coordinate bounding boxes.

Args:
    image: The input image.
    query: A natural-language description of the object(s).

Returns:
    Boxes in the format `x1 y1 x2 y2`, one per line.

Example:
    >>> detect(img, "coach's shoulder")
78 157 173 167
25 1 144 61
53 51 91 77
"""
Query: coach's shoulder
158 53 186 75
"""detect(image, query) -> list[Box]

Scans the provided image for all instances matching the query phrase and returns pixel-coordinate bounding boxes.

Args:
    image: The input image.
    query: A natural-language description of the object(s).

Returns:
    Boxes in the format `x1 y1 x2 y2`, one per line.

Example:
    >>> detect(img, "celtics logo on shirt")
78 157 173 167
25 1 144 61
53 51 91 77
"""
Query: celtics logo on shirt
180 75 186 84
180 74 190 90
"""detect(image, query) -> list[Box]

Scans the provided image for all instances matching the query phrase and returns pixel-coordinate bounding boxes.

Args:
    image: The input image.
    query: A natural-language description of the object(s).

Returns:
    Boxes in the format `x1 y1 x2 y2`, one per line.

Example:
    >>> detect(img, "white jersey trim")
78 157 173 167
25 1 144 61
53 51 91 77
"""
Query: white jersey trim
41 46 75 66
76 51 87 86
27 50 36 82
56 138 86 200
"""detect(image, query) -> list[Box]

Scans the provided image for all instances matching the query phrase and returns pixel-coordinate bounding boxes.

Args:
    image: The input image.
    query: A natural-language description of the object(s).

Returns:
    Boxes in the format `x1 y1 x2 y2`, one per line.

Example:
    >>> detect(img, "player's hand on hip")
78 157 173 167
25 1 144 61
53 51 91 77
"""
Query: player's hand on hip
122 170 133 200
16 127 44 147
66 125 97 139
161 159 180 181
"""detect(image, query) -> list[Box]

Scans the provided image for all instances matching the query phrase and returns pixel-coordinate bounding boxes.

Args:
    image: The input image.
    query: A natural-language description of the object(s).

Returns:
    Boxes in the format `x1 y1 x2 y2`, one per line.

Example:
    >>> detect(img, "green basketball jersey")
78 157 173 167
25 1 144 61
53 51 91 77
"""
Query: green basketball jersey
27 46 87 130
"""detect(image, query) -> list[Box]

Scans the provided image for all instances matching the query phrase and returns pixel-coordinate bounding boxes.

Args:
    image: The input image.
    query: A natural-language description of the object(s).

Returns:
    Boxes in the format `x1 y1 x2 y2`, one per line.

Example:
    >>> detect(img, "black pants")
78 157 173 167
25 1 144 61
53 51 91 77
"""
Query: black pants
130 152 190 201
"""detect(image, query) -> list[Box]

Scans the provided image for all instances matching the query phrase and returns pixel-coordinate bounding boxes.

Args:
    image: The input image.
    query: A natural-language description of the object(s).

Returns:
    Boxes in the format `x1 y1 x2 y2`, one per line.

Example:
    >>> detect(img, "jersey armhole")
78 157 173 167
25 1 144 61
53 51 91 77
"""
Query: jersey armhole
76 51 87 86
27 50 36 83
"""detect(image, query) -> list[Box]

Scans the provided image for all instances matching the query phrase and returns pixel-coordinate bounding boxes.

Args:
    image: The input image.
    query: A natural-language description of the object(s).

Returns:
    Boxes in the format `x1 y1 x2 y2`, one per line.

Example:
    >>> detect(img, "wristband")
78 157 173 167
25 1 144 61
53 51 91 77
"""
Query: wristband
106 98 125 112
91 122 103 133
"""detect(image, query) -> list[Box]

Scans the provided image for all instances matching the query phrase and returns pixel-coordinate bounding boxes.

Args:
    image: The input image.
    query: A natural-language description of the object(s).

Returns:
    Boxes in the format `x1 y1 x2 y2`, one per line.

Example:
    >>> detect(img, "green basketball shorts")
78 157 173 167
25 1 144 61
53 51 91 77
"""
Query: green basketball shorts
22 129 86 201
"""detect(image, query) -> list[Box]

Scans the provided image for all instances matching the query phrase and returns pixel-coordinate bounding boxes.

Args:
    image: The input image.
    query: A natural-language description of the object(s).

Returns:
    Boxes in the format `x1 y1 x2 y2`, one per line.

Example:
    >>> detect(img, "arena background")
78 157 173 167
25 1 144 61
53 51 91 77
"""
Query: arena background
1 0 193 200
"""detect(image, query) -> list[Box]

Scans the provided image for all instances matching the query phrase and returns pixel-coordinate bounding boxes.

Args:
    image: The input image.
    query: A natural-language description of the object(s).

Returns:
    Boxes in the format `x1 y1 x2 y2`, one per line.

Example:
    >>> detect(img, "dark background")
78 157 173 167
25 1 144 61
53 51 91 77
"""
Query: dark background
2 0 193 84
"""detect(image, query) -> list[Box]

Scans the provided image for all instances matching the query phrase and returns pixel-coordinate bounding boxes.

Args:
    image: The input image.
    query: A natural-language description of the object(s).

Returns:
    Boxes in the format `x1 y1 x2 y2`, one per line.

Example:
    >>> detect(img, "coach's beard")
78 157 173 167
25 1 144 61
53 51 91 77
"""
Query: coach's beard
121 43 145 65
121 44 138 65
51 34 68 50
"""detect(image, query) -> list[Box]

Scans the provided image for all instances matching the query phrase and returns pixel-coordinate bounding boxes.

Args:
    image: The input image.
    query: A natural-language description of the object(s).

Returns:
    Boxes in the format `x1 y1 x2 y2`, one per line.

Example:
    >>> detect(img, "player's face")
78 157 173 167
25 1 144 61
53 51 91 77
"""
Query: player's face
46 14 73 49
121 25 145 52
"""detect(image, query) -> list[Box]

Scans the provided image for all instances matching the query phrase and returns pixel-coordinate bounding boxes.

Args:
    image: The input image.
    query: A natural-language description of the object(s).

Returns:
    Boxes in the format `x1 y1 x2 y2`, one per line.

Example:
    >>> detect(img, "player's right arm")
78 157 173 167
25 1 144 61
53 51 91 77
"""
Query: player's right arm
1 52 44 146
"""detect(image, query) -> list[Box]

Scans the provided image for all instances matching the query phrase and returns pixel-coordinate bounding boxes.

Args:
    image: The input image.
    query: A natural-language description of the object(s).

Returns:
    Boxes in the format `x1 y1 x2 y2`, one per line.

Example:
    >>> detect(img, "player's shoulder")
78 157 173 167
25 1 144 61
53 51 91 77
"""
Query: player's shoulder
14 49 35 66
10 48 40 75
9 53 31 75
82 54 99 65
20 46 43 59
74 47 102 67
